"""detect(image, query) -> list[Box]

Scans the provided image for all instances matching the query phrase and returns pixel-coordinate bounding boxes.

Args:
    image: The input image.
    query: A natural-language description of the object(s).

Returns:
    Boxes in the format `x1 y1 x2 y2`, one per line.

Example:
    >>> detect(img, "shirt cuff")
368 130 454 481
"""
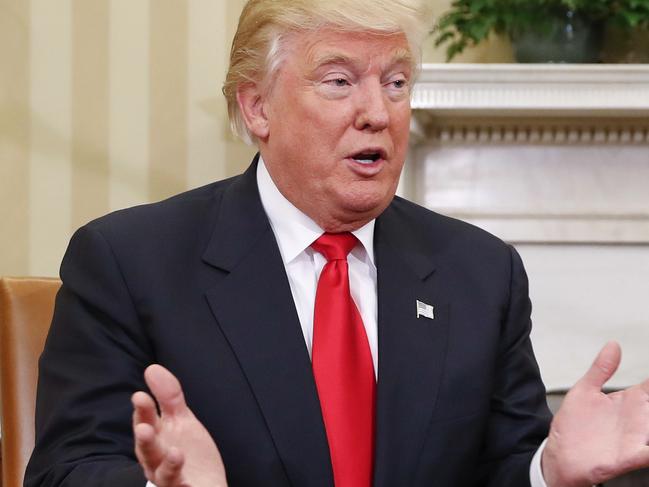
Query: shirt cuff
530 438 549 487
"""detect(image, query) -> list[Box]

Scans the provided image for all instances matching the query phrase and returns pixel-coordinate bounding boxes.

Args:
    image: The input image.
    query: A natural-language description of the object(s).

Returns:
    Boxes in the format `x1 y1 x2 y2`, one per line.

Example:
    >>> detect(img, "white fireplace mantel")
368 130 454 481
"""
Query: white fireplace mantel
406 63 649 245
410 64 649 144
412 63 649 117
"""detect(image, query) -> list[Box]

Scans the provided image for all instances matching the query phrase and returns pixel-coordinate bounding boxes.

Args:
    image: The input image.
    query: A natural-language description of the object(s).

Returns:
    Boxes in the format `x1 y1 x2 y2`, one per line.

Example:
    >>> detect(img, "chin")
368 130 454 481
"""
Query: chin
341 192 391 218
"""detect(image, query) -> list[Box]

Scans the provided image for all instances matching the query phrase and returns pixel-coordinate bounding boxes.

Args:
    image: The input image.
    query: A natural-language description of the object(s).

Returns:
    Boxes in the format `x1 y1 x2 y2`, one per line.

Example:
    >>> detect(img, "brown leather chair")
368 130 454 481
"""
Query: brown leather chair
0 277 60 487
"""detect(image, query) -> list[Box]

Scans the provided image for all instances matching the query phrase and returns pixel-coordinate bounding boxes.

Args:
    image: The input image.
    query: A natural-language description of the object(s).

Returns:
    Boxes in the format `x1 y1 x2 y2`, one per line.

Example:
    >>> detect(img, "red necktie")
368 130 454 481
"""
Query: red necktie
311 232 375 487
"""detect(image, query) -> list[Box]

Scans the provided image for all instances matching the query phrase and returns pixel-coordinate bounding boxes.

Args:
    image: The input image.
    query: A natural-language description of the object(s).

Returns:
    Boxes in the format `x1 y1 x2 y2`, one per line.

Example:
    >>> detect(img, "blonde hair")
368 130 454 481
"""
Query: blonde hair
223 0 433 144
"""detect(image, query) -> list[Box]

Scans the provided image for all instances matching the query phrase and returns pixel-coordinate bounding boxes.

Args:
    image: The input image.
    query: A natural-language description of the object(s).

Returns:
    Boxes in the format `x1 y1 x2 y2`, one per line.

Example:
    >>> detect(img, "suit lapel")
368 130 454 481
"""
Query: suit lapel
201 163 448 486
202 160 333 487
372 202 450 487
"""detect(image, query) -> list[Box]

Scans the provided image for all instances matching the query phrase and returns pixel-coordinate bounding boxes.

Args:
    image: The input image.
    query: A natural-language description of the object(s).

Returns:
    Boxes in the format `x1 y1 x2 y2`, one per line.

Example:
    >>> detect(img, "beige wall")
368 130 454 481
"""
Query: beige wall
1 0 257 277
0 0 510 278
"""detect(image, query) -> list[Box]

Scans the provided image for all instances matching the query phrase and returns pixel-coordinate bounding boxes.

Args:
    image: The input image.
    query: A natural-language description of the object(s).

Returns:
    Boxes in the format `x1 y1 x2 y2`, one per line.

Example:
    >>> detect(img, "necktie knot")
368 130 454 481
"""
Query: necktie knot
311 232 357 262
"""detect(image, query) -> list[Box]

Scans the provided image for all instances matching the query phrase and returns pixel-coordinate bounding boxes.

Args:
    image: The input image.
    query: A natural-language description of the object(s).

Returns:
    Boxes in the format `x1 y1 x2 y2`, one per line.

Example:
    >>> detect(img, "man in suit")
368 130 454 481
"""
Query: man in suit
26 1 649 486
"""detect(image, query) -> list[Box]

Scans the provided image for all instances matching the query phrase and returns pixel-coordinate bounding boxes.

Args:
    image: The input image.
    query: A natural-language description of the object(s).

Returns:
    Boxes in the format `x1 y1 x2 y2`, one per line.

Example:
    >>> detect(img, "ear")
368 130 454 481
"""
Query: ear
236 82 270 140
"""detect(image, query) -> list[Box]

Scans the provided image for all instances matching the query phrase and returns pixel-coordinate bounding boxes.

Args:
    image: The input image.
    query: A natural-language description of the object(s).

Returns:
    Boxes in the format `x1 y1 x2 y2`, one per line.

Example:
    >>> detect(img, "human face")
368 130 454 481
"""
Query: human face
257 29 413 232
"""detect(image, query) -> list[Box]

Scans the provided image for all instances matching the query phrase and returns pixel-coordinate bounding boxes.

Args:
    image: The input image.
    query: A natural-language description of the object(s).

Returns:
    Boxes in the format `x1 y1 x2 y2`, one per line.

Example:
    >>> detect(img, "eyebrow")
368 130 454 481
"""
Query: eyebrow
311 53 360 70
390 48 416 69
311 48 414 73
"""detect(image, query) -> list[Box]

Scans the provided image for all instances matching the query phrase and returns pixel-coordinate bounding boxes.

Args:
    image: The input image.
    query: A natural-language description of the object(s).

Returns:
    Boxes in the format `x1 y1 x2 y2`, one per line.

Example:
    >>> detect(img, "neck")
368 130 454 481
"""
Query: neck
313 212 375 234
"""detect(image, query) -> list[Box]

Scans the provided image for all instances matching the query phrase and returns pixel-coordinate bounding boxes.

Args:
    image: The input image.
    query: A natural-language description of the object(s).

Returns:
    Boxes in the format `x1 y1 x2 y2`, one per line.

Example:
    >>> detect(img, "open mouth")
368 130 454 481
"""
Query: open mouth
350 149 386 164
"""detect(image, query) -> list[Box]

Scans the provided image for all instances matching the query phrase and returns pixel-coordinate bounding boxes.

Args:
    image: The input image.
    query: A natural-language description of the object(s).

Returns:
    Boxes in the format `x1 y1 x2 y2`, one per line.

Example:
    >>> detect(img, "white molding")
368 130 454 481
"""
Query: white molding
412 64 649 116
454 217 649 244
431 125 649 144
407 65 649 243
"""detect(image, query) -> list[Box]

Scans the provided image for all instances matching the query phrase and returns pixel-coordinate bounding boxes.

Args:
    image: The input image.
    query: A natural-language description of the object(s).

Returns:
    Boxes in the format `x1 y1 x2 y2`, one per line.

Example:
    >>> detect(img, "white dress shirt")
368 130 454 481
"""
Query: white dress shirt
147 157 548 487
256 157 379 376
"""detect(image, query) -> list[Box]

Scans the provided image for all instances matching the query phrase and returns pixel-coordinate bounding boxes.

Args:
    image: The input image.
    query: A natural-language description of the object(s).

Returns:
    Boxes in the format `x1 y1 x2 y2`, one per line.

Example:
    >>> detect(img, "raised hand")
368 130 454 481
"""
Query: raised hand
132 364 228 487
542 341 649 487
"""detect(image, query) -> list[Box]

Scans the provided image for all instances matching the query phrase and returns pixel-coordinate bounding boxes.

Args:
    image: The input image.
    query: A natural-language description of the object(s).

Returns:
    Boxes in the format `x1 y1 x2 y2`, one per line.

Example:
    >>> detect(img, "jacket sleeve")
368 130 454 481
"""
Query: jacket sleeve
474 245 552 486
24 224 151 487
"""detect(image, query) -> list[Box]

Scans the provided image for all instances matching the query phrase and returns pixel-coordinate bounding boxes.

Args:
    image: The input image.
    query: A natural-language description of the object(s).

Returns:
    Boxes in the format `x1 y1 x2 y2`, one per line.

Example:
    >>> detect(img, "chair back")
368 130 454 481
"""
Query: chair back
0 277 60 487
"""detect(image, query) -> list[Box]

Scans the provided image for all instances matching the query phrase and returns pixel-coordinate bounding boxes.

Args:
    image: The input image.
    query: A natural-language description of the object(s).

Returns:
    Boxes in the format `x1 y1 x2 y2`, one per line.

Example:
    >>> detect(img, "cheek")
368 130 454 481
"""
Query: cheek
306 102 356 136
391 113 411 148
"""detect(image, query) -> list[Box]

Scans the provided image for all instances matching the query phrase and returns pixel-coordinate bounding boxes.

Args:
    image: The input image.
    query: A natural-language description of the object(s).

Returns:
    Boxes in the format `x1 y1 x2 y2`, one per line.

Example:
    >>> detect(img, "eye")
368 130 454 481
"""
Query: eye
326 77 350 87
316 73 353 99
387 78 408 90
385 76 410 99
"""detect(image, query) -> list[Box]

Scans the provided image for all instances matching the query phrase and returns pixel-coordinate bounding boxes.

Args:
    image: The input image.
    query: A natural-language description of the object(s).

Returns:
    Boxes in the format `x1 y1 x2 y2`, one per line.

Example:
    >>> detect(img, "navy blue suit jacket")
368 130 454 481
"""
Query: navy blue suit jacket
25 157 551 486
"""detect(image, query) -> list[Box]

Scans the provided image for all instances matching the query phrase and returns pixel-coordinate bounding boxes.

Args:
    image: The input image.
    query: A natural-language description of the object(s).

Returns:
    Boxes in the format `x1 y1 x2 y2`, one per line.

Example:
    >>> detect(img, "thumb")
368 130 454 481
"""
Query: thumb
578 341 621 391
144 364 188 417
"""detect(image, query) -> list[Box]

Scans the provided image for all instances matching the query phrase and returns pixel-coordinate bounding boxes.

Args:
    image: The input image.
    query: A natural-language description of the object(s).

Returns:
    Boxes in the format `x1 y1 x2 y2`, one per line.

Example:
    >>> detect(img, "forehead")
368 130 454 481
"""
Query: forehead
287 29 413 71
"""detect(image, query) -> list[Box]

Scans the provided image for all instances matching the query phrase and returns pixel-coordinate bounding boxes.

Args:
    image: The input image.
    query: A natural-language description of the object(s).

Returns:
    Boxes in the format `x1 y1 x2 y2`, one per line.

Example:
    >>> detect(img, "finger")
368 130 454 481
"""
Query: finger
578 341 622 391
154 447 185 486
134 422 166 475
144 364 188 417
132 391 159 429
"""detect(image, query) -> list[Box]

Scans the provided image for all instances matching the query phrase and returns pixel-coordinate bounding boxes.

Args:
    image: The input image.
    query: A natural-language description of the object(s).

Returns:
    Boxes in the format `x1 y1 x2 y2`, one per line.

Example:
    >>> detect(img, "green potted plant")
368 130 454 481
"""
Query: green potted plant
434 0 617 63
600 0 649 62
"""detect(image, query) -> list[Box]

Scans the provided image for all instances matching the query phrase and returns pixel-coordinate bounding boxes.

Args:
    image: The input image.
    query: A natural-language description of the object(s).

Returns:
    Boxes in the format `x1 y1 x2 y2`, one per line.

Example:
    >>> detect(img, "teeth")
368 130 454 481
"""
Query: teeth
352 152 381 164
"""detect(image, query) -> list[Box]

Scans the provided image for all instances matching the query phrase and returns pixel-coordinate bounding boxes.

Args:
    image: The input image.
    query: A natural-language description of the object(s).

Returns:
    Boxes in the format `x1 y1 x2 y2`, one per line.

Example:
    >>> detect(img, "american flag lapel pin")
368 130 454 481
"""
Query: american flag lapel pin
416 300 435 320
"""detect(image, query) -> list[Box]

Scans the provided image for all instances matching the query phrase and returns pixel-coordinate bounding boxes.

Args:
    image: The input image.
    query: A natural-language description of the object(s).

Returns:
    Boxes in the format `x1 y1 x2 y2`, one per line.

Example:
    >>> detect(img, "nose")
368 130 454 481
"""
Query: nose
353 80 389 132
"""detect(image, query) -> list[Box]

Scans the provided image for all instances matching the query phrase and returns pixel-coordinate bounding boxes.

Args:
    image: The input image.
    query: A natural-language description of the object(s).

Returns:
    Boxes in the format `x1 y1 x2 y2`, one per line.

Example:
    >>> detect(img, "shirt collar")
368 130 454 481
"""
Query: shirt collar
256 155 375 266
